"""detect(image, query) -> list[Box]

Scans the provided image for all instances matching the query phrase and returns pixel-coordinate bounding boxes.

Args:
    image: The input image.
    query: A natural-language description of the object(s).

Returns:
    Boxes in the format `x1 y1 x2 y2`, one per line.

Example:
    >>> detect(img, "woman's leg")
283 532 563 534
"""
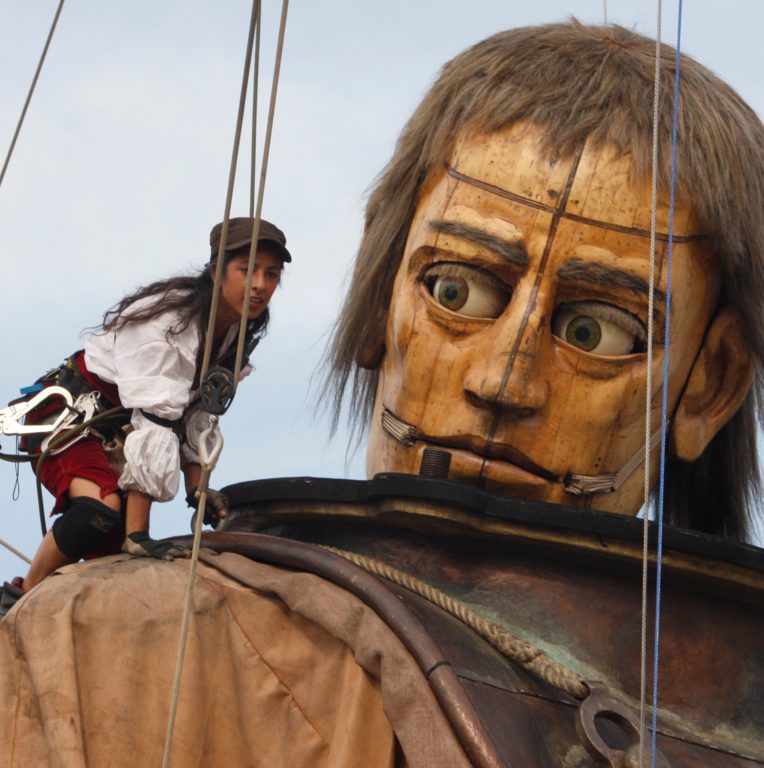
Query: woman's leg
24 478 121 590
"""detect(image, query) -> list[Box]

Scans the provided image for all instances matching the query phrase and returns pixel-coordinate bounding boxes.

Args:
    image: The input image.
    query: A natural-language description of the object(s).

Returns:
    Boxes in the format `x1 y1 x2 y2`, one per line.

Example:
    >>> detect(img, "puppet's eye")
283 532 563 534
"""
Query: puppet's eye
552 301 646 355
424 263 510 319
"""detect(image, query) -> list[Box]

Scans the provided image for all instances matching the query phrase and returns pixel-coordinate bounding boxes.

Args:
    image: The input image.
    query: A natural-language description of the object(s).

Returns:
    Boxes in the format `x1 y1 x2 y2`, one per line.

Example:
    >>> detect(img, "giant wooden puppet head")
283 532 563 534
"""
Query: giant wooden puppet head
327 22 764 540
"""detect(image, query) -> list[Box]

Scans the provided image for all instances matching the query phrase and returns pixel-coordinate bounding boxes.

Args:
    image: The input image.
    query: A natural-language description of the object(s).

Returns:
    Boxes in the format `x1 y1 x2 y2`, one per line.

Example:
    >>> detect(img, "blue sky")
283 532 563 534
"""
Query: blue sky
0 0 761 574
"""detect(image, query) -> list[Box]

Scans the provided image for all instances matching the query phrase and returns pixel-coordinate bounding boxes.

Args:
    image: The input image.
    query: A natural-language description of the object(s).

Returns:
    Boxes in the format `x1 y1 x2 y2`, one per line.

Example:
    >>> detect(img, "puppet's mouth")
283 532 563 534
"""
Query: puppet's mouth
380 406 558 484
421 434 558 482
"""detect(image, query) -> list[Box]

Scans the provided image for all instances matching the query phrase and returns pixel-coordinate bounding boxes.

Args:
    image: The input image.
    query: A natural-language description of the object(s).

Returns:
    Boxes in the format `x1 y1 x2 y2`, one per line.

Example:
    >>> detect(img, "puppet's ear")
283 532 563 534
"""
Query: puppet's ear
669 307 755 461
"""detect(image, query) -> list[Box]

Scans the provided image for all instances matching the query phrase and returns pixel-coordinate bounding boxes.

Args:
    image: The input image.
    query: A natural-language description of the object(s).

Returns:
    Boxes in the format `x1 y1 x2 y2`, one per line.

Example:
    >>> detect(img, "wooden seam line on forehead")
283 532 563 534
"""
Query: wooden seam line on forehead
478 144 584 484
446 165 707 243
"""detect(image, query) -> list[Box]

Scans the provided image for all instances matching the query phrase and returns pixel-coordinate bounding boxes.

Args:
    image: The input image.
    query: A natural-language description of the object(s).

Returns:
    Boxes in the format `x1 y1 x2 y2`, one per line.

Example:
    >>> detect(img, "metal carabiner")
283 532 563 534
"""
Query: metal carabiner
198 416 224 471
0 386 74 436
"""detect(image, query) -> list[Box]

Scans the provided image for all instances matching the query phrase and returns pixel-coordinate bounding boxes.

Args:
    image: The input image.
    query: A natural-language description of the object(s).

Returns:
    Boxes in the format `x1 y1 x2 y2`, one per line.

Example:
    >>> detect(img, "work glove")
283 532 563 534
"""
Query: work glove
186 486 229 530
122 531 190 560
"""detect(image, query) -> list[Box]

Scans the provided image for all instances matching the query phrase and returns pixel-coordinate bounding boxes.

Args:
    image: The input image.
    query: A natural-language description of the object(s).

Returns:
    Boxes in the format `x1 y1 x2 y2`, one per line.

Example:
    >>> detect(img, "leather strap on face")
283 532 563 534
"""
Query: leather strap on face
381 407 417 447
563 426 666 496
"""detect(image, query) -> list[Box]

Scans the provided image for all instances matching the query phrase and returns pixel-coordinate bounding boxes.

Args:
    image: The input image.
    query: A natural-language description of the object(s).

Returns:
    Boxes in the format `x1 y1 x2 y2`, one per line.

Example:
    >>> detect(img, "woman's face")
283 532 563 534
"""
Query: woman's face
218 247 282 324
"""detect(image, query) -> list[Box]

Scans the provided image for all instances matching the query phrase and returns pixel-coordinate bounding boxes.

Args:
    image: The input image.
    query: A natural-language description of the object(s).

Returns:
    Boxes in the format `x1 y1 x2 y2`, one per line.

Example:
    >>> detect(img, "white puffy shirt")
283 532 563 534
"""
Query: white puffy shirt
84 295 251 501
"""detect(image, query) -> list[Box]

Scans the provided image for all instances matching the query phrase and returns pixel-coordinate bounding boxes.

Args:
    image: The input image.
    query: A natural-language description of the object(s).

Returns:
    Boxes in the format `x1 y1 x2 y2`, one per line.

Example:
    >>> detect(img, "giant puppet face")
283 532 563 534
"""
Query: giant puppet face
367 123 753 516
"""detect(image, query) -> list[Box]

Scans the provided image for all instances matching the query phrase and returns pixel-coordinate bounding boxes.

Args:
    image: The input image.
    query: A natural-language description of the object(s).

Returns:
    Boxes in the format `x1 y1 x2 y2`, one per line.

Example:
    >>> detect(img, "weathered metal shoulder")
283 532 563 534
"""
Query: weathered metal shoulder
187 476 764 767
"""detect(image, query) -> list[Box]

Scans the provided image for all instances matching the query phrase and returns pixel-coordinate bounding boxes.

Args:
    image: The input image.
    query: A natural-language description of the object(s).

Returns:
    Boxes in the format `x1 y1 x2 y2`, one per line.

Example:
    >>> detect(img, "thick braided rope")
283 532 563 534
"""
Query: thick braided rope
321 545 588 699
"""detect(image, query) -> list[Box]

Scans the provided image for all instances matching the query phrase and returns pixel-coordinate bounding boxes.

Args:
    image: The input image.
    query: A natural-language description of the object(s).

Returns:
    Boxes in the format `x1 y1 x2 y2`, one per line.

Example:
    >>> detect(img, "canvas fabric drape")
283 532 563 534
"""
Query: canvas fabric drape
0 550 469 767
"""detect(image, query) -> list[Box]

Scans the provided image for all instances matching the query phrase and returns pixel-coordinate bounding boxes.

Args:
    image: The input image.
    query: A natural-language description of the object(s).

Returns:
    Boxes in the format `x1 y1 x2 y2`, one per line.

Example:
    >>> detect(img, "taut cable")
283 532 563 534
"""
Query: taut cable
233 0 290 389
250 0 262 218
161 2 265 765
0 0 66 190
198 1 262 387
640 3 663 765
651 4 684 763
0 536 31 565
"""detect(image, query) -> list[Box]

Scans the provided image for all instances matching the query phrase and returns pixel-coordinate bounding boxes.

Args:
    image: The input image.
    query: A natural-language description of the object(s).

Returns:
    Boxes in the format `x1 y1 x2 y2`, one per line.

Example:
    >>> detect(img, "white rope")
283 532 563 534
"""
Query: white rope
160 418 223 768
160 1 260 763
603 1 608 28
0 0 66 190
233 0 290 388
249 0 262 218
640 4 663 766
160 4 289 765
0 536 31 565
199 1 263 386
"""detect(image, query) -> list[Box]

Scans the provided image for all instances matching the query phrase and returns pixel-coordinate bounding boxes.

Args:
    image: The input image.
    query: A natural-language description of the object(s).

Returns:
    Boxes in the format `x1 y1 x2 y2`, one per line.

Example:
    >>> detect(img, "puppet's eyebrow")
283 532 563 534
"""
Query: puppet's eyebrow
430 220 529 267
556 257 666 301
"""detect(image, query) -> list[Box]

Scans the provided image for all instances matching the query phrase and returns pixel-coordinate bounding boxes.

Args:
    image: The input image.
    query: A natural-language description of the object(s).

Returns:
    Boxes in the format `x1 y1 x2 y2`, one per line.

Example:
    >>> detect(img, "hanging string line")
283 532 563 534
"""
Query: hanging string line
160 417 223 768
161 4 289 766
639 3 662 765
651 4 683 765
233 0 290 389
0 536 31 565
160 3 261 765
250 0 262 218
0 0 66 190
199 5 261 386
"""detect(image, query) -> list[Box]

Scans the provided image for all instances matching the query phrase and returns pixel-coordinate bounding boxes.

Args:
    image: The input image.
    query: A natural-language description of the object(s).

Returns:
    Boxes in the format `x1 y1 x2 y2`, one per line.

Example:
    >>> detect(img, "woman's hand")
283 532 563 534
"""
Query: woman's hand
122 531 190 560
186 486 229 528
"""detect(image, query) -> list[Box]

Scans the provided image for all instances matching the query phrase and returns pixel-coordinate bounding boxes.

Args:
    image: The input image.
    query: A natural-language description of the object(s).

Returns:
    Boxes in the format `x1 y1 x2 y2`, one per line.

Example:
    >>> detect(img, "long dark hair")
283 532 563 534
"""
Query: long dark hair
101 253 270 373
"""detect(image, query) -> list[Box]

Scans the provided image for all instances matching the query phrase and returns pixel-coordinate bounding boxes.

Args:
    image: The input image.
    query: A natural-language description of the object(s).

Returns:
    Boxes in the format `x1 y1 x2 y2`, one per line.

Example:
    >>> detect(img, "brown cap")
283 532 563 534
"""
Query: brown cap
209 217 292 263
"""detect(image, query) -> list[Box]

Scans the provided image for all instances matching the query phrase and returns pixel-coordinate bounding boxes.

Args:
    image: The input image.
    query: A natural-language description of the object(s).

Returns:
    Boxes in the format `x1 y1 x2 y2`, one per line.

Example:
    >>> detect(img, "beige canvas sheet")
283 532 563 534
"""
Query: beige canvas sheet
0 550 470 768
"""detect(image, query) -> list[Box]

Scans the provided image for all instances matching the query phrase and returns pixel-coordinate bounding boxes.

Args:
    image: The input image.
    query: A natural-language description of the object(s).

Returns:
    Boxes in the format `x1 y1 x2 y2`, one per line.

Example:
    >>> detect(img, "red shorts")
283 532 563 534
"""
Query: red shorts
35 436 126 558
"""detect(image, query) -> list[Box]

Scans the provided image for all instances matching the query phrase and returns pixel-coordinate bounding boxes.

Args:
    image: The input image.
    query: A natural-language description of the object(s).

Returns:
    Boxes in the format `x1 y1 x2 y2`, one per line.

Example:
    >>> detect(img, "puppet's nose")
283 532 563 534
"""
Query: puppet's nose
463 290 549 415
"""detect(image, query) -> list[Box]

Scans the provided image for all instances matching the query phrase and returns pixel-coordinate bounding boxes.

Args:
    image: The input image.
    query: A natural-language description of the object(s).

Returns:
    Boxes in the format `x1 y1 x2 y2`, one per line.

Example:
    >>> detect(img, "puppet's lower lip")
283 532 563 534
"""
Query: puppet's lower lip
414 440 554 488
419 434 557 482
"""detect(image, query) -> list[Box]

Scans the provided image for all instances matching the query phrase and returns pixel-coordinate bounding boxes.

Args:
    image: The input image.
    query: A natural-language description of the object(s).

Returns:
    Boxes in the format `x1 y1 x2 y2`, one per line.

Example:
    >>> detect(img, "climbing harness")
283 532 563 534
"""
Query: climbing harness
0 387 104 455
0 352 129 536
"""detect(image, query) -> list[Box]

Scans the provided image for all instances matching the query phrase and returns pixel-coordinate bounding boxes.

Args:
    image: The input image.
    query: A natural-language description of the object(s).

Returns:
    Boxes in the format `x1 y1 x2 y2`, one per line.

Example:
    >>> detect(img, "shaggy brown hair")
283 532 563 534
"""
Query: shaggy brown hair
325 21 764 542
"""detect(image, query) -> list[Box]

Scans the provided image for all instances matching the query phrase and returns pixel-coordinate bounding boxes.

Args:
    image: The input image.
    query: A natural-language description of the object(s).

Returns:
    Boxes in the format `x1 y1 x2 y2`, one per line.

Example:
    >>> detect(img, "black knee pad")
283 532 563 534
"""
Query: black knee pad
52 496 121 560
